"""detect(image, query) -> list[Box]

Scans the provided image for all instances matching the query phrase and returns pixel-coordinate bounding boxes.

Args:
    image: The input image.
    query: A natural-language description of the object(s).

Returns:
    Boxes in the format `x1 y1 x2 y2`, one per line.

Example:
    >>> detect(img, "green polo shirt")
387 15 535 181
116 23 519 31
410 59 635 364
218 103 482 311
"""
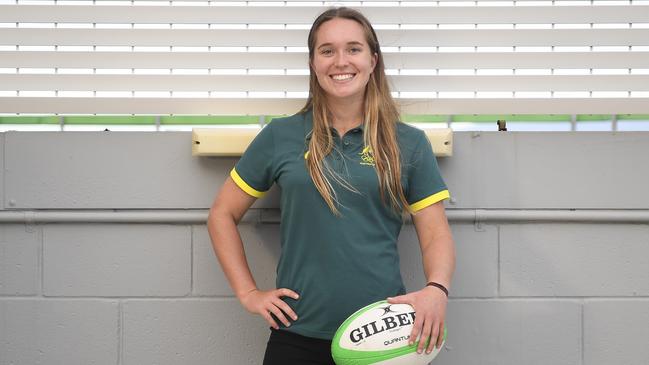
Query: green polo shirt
230 108 449 340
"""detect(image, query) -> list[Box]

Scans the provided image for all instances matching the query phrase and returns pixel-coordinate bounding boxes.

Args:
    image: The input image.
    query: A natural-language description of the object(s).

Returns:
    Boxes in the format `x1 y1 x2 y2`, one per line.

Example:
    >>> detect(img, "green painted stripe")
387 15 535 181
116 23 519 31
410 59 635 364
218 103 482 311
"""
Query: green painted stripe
617 114 649 120
64 116 156 125
576 114 615 121
160 115 262 125
451 114 572 122
401 115 448 123
0 116 60 125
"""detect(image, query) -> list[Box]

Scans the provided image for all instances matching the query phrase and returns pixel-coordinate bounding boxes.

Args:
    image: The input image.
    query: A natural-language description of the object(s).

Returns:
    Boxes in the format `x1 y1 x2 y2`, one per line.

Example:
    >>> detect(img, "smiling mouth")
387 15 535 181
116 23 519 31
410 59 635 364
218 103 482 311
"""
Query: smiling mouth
330 73 356 81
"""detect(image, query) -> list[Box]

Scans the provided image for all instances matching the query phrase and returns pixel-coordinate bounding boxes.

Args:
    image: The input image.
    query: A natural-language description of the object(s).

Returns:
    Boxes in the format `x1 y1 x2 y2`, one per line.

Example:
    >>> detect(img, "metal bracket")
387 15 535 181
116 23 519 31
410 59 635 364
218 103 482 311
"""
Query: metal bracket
497 119 507 131
570 114 577 131
24 211 36 233
474 209 487 232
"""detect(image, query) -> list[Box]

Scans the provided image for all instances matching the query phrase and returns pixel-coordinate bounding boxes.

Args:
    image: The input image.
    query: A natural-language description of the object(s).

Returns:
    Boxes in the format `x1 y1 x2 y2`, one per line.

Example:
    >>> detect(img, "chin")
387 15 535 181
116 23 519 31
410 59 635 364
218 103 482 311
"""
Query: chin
325 88 363 100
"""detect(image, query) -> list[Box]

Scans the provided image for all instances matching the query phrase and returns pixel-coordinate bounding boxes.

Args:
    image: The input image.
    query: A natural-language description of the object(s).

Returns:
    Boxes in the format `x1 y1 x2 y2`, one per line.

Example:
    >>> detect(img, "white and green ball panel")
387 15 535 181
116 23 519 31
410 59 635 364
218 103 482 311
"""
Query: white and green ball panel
331 300 447 365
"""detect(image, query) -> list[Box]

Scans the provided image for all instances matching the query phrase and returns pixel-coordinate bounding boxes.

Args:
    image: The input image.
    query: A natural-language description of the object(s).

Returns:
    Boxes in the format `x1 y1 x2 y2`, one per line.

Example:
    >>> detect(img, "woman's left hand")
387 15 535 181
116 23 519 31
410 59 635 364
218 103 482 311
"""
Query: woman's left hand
386 286 447 354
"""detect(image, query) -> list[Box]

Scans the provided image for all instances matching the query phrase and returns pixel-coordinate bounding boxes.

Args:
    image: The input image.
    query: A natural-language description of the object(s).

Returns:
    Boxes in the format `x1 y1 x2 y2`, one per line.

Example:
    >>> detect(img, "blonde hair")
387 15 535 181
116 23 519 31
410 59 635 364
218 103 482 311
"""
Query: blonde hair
299 7 412 217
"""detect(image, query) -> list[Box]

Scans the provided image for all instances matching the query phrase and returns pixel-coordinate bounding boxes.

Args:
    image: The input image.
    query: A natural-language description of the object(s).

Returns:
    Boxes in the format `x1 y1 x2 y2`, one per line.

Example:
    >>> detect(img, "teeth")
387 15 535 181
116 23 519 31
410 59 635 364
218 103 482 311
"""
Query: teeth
332 74 354 81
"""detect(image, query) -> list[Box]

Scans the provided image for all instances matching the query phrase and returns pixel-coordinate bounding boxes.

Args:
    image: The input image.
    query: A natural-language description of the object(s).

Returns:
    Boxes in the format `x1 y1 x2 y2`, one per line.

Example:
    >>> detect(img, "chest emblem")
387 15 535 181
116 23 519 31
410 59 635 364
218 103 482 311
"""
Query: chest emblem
359 146 375 166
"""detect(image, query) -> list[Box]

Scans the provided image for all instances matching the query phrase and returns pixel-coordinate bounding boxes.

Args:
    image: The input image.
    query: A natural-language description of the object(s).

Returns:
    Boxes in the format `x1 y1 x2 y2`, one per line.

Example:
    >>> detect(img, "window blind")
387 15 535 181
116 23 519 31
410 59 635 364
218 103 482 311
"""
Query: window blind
0 0 647 118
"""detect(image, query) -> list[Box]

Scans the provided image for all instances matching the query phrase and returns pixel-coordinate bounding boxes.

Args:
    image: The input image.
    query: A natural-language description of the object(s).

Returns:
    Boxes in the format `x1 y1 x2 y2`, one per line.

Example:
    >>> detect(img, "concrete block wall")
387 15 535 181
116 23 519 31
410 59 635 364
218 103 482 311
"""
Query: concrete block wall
1 131 649 365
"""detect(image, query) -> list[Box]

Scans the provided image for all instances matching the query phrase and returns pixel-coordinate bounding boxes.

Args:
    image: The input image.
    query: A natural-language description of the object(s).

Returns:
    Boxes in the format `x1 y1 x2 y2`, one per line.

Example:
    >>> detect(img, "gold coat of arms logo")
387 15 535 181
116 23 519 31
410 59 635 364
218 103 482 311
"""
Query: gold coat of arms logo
359 146 375 166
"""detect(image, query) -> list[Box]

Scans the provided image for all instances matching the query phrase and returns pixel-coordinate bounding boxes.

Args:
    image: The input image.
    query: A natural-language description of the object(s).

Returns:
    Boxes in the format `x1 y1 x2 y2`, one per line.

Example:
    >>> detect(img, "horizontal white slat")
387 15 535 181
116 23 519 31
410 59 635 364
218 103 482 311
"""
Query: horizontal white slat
392 75 649 92
2 51 648 69
296 0 636 1
1 74 308 91
0 51 309 68
0 97 305 115
2 29 648 46
8 0 628 2
1 97 647 114
3 5 648 24
2 74 648 92
103 0 634 2
385 52 649 69
397 98 649 114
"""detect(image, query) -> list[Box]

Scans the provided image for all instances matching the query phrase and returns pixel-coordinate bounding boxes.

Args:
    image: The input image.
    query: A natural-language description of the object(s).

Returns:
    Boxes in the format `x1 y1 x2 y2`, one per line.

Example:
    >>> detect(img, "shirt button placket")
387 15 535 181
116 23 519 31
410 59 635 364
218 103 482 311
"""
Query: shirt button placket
334 137 342 172
342 138 350 173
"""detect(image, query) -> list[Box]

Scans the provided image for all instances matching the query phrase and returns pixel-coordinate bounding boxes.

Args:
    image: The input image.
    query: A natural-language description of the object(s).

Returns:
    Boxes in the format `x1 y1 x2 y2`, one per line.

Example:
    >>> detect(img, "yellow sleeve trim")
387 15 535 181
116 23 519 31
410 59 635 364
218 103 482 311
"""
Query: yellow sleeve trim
409 189 450 213
230 168 267 198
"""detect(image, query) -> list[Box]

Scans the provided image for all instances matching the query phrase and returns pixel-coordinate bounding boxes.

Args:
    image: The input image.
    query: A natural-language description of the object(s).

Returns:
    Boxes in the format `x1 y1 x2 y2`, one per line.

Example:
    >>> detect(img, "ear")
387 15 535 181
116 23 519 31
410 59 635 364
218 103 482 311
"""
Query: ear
371 52 378 72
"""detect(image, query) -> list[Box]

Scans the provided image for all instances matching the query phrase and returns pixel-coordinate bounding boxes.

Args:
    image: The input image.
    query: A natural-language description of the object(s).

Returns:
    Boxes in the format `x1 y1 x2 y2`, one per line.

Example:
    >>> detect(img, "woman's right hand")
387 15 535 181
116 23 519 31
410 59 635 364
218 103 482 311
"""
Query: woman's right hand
239 288 300 329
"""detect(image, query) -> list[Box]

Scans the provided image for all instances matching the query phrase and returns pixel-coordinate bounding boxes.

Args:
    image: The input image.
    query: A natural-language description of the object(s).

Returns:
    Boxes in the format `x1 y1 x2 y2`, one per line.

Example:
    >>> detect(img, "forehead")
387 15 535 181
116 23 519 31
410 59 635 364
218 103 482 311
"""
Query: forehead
315 17 368 47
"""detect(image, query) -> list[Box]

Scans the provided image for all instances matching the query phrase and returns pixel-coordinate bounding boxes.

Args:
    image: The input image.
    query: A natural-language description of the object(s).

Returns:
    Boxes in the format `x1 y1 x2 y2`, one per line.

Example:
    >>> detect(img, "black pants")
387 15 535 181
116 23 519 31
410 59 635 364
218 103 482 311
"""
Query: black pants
262 328 335 365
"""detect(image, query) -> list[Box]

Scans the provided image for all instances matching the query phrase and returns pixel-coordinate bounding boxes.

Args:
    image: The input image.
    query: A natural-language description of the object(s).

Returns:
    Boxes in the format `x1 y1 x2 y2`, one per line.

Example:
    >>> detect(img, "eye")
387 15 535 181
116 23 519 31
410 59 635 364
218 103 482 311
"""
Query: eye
349 47 362 54
320 49 333 56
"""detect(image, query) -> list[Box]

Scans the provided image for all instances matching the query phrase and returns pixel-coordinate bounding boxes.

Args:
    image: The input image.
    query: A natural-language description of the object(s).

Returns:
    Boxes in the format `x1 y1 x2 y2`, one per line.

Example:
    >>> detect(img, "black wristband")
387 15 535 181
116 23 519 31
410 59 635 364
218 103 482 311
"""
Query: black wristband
426 281 449 297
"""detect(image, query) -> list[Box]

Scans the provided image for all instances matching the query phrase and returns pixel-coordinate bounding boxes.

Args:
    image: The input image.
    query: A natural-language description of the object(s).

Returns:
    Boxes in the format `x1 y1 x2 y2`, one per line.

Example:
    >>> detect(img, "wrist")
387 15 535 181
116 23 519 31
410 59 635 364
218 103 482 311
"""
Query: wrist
425 281 449 297
236 287 258 301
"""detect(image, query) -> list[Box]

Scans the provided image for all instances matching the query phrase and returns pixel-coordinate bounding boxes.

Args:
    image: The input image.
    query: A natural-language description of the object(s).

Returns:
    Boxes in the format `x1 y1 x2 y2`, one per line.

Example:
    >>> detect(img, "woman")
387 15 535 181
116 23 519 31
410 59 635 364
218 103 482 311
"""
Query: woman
207 7 455 365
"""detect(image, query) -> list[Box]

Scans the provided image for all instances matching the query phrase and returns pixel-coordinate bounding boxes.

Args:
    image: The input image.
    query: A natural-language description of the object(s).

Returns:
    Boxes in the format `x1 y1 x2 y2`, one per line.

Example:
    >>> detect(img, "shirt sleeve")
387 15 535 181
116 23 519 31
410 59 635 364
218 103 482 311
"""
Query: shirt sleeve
406 130 450 212
230 121 276 198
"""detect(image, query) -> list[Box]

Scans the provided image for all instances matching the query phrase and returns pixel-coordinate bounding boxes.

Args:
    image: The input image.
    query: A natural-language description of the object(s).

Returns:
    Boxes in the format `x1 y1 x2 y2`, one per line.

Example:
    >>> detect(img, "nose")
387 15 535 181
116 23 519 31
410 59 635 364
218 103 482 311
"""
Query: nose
334 50 348 68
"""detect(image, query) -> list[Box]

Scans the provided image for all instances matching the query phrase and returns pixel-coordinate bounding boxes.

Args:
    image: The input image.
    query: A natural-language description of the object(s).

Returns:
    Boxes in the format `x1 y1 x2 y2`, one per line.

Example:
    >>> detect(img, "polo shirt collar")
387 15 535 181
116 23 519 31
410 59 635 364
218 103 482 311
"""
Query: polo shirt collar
304 108 364 140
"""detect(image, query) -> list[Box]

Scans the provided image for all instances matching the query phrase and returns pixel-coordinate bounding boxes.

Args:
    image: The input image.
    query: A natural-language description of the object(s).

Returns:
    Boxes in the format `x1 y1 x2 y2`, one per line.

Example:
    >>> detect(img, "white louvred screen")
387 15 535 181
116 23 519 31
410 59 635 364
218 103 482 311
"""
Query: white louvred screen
0 0 647 116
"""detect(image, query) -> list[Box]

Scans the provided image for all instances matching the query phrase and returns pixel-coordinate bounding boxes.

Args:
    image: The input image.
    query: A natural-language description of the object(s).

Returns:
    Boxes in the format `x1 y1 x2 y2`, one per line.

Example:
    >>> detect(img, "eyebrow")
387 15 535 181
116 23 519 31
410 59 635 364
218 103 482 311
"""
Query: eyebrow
317 41 365 49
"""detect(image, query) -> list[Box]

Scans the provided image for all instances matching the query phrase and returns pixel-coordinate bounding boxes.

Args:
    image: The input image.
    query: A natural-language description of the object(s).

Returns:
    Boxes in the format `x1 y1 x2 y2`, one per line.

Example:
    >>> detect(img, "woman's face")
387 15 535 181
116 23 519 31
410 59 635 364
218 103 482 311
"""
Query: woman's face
311 17 378 105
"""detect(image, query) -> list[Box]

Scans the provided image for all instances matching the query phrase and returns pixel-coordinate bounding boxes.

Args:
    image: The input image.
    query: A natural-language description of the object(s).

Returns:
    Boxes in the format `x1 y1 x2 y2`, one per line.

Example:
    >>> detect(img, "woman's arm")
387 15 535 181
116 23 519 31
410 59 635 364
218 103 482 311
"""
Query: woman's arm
387 201 455 354
207 176 299 329
415 201 455 296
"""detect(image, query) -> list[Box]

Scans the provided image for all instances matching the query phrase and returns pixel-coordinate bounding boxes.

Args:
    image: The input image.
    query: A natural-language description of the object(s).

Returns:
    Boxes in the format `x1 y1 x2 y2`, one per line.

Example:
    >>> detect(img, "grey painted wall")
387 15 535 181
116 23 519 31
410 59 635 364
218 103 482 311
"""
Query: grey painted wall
1 131 648 365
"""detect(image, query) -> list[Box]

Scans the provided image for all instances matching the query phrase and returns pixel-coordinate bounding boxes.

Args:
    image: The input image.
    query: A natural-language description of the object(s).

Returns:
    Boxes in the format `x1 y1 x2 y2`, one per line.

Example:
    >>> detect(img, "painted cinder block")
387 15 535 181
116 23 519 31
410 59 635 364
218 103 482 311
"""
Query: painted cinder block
435 132 480 209
398 223 498 298
122 299 268 365
584 299 649 365
193 223 281 296
0 299 118 364
500 224 649 296
0 224 41 295
196 221 497 299
43 224 191 296
0 133 4 209
5 132 649 210
459 132 649 209
436 300 581 365
508 133 649 209
4 131 279 209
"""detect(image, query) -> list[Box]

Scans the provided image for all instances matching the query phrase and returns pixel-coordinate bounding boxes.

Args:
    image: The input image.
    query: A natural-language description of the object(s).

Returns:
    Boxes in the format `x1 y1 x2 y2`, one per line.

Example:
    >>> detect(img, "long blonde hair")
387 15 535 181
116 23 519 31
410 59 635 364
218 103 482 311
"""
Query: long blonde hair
299 7 412 217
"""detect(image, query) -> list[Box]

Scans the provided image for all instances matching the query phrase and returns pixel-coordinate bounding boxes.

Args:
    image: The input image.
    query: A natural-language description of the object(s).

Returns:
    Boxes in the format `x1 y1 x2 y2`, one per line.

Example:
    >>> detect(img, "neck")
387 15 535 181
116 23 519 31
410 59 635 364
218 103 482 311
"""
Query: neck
327 96 364 130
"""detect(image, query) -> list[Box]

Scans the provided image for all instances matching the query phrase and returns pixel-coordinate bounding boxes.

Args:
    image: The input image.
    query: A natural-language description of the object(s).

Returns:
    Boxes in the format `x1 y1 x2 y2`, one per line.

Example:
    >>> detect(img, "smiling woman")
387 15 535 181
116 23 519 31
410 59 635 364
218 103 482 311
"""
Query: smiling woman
310 18 377 109
299 8 410 217
207 7 455 365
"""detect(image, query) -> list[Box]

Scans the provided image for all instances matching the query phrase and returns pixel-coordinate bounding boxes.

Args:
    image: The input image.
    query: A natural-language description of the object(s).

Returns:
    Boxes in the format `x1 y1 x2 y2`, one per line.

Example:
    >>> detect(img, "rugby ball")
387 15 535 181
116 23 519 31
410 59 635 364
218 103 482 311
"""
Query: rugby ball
331 300 446 365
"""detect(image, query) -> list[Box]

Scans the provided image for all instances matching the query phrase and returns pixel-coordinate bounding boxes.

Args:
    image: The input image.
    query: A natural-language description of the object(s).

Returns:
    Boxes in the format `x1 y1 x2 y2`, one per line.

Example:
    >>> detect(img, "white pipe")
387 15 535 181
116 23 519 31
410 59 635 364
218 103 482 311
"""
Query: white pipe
0 209 648 224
